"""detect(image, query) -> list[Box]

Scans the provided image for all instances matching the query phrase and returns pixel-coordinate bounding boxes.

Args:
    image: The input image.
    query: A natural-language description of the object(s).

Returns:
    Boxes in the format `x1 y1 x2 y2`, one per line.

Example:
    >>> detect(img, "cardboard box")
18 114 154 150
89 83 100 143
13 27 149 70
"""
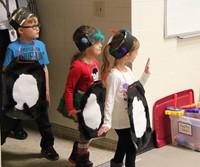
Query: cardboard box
170 115 200 151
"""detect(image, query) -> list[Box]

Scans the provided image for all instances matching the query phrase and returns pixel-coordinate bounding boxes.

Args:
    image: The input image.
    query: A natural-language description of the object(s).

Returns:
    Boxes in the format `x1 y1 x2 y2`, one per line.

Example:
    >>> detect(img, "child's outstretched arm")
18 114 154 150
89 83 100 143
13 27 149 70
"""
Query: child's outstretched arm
144 57 150 74
139 58 150 86
98 73 118 136
98 126 110 136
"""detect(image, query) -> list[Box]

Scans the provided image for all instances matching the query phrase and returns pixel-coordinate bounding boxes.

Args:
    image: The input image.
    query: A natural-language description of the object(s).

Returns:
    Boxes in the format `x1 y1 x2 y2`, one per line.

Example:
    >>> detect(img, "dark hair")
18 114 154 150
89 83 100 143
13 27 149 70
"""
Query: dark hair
71 25 98 63
101 30 139 86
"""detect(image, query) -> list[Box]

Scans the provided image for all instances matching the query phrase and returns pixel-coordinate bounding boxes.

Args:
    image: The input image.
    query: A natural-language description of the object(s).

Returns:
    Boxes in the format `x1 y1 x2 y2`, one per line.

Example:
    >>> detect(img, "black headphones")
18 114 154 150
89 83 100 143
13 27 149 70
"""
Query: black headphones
75 34 92 52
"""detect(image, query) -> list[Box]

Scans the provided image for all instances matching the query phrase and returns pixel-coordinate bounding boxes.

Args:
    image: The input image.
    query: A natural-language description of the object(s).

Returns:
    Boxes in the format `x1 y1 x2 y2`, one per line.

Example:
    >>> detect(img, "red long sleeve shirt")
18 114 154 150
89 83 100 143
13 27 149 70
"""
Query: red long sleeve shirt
65 58 99 112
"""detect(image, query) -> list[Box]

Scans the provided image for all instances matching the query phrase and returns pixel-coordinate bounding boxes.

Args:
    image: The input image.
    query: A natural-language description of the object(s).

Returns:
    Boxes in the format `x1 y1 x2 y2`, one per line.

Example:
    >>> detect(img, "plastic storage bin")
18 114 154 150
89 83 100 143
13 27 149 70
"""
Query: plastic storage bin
169 115 200 151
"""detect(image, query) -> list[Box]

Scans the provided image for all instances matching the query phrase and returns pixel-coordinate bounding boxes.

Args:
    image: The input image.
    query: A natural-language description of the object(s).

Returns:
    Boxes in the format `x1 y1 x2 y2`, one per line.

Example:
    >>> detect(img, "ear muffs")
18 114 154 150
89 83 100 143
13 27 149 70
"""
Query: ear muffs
75 35 92 52
81 37 89 44
81 35 92 47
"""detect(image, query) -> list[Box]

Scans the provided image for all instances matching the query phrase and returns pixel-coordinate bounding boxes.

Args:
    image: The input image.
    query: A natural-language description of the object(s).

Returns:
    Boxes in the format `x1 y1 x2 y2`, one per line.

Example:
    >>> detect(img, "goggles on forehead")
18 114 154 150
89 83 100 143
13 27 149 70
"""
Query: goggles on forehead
109 28 134 59
86 29 105 45
75 29 105 52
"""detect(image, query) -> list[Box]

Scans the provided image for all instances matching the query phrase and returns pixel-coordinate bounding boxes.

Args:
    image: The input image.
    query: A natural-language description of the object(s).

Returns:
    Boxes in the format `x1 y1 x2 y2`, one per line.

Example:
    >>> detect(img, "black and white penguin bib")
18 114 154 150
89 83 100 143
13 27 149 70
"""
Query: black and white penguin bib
127 81 152 151
2 58 46 120
78 80 106 140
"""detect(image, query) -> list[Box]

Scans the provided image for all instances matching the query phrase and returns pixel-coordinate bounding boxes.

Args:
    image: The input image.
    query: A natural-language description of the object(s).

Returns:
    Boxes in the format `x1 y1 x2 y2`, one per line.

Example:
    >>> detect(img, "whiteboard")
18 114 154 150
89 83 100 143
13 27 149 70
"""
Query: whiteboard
164 0 200 38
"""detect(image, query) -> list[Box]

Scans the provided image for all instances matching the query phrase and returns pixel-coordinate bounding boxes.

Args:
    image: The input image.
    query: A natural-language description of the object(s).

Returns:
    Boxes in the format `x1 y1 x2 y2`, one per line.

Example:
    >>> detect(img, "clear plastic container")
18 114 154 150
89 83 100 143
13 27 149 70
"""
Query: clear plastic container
170 115 200 151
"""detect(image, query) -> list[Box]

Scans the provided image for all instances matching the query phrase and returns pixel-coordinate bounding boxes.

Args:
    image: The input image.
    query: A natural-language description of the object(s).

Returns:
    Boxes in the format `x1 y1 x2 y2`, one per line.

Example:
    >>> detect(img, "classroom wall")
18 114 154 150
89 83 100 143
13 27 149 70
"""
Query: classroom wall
131 0 200 124
35 0 200 140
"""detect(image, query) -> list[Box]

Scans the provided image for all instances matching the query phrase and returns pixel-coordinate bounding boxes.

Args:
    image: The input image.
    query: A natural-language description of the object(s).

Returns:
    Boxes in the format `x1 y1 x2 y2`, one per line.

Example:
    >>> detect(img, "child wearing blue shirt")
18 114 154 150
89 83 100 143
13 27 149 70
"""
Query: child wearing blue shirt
1 7 59 161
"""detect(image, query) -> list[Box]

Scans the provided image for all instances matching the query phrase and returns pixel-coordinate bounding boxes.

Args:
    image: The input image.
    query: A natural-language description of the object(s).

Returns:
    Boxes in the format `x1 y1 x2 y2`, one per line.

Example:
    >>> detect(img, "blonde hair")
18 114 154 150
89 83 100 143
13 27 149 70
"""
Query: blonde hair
25 16 38 25
100 31 140 87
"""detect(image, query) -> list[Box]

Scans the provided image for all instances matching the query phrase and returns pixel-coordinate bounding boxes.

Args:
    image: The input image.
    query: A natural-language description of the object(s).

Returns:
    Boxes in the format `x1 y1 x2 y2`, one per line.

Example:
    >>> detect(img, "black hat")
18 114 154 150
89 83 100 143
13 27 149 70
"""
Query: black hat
75 28 104 52
9 7 34 30
109 28 134 59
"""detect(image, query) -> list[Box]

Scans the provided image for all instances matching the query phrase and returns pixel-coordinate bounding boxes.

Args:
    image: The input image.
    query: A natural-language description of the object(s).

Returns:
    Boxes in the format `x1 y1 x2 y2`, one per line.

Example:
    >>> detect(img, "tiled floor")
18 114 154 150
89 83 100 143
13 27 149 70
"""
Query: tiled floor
1 127 200 167
1 128 113 167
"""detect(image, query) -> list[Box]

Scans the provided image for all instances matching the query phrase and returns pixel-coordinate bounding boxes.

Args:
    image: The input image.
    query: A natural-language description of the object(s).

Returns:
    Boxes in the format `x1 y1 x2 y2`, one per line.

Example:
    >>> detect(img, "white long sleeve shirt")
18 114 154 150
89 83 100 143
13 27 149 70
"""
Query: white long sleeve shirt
103 66 150 129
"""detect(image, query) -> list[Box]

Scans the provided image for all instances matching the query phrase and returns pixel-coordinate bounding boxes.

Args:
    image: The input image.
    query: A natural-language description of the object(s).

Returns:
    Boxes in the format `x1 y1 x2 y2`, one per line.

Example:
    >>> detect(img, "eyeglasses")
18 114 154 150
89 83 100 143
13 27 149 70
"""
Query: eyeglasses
20 23 41 30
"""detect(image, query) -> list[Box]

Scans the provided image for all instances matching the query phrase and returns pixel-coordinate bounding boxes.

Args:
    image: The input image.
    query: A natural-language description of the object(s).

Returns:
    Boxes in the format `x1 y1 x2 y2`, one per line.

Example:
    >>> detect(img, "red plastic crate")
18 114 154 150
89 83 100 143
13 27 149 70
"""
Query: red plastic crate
153 89 194 147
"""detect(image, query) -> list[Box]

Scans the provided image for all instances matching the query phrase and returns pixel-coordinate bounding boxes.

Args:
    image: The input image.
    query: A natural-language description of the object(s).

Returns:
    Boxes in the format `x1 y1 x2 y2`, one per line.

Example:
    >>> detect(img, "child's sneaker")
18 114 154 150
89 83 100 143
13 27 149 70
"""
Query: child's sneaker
41 146 59 161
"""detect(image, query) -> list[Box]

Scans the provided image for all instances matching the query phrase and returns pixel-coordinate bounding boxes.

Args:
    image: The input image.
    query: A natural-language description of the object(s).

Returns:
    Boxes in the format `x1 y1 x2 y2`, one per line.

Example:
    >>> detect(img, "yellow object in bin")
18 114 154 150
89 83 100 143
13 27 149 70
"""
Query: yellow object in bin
165 93 184 116
165 106 184 116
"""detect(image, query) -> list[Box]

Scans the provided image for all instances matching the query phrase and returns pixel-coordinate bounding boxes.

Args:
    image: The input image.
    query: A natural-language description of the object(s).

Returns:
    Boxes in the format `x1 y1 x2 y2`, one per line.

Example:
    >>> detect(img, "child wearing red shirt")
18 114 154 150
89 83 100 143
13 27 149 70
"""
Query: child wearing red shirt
58 25 104 167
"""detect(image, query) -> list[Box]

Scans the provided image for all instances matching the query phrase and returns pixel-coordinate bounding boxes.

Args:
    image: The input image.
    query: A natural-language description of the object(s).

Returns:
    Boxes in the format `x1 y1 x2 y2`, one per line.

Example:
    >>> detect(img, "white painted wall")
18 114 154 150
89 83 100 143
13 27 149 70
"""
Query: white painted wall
131 0 200 125
35 0 200 139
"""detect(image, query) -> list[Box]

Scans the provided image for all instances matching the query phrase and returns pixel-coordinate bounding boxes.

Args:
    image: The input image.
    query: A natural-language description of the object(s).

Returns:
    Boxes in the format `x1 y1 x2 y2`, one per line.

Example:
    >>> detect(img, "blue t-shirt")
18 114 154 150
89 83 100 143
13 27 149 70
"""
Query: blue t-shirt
3 39 50 67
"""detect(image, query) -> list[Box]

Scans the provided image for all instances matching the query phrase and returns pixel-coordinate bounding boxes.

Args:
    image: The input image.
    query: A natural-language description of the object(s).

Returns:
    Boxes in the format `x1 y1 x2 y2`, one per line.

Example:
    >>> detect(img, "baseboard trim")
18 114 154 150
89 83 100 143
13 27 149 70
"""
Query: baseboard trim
24 122 117 151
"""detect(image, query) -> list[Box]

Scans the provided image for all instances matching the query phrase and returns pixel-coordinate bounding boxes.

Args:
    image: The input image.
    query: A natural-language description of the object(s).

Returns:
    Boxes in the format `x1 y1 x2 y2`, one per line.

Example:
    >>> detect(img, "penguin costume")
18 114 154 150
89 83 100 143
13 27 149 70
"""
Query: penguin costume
103 28 152 152
57 26 106 140
2 8 47 120
111 29 152 152
127 81 152 152
78 80 106 140
2 57 46 120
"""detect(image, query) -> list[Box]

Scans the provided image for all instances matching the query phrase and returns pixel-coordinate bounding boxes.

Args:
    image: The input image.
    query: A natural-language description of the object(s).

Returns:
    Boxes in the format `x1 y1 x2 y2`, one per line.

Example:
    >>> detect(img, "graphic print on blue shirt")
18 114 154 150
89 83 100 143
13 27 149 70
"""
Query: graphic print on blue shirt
3 39 49 67
19 46 45 61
